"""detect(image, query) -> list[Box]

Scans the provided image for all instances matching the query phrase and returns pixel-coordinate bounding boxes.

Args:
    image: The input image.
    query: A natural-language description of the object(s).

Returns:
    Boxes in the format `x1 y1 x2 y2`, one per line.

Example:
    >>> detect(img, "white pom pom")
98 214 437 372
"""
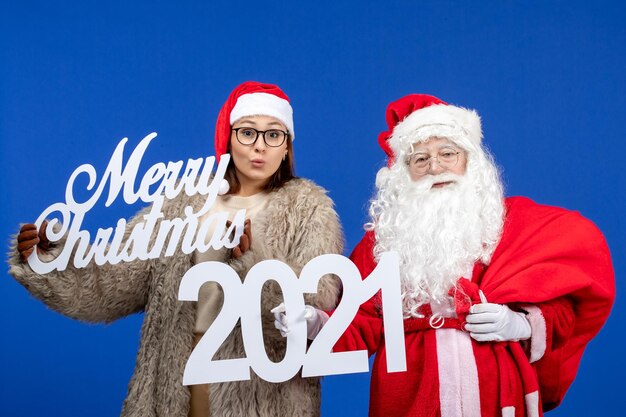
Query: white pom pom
218 179 230 195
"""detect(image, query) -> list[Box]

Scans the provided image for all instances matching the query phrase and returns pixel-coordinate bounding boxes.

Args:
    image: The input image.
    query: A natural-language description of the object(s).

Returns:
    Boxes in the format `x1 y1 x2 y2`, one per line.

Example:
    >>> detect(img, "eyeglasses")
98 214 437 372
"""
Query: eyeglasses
232 127 289 147
407 148 461 174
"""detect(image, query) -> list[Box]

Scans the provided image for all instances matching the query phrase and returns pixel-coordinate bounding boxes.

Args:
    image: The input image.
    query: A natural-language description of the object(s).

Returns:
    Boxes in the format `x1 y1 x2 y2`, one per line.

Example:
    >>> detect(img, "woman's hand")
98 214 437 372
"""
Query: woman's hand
232 218 252 259
17 220 51 262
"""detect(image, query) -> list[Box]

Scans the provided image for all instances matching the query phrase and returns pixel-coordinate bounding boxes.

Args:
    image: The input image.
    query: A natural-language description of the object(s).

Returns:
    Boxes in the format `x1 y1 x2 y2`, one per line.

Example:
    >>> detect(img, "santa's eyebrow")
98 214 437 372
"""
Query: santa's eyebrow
437 145 460 151
410 145 458 154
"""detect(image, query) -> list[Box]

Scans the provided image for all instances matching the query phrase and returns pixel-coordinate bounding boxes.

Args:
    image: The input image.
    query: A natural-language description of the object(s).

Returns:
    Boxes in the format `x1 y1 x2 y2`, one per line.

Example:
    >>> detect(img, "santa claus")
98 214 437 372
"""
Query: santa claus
275 94 615 417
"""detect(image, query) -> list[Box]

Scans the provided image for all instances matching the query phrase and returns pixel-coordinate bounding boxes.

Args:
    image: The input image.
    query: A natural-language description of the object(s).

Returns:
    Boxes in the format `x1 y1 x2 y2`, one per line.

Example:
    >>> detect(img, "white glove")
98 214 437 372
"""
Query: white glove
465 303 531 342
271 303 329 340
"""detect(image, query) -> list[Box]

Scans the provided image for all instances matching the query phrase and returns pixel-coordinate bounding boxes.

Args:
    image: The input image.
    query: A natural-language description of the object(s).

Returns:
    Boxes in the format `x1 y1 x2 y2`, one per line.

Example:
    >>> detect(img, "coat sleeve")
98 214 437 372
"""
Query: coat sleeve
517 297 576 365
333 231 384 356
7 204 158 324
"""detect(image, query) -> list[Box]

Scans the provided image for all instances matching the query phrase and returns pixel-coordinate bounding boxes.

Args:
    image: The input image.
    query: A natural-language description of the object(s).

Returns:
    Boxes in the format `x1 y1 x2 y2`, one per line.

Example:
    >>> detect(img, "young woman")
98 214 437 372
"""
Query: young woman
10 81 344 417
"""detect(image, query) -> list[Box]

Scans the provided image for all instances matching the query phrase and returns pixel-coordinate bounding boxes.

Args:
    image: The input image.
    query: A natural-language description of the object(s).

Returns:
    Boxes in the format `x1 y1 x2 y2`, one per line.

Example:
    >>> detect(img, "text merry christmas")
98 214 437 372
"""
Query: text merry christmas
28 133 245 274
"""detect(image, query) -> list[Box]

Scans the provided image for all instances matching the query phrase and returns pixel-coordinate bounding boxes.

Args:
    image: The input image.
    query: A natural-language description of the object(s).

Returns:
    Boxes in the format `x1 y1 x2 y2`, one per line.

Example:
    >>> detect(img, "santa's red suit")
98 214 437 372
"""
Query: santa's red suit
334 196 614 417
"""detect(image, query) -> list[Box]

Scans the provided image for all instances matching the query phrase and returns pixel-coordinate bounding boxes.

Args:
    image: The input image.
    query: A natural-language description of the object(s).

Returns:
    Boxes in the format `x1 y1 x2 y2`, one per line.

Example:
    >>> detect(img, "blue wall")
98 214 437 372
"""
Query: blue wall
1 1 624 416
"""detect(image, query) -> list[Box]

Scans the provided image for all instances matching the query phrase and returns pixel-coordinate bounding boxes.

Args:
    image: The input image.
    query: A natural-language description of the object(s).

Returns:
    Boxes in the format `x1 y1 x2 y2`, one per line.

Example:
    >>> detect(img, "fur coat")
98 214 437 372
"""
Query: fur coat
8 177 344 417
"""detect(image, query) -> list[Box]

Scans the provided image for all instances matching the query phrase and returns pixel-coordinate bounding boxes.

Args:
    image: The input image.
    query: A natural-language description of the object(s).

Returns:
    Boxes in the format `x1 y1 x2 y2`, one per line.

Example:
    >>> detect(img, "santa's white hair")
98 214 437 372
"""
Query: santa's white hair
369 114 505 318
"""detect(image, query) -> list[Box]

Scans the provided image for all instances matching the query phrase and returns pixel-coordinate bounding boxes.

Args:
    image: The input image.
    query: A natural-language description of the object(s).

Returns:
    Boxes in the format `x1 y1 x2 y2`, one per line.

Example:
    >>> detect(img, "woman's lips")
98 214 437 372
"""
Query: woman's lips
251 159 265 168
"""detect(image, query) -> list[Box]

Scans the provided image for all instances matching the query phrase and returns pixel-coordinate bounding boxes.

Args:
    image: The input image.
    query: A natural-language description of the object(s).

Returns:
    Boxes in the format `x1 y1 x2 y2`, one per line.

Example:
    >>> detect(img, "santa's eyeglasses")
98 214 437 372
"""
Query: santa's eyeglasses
406 148 461 173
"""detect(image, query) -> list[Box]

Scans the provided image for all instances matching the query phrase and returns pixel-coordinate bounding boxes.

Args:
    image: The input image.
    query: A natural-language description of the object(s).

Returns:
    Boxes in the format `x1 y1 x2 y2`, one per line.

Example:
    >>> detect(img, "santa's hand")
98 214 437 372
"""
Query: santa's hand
17 221 51 262
465 303 531 342
271 303 329 340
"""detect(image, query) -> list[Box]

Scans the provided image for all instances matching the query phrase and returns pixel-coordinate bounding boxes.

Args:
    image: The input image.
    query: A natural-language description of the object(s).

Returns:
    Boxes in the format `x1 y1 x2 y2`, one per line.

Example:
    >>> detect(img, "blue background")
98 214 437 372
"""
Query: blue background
1 1 624 415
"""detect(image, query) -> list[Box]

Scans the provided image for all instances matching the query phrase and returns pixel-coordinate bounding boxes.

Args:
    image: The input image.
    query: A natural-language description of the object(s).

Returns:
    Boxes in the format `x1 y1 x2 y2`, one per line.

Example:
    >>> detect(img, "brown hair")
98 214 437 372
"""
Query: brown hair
224 134 296 194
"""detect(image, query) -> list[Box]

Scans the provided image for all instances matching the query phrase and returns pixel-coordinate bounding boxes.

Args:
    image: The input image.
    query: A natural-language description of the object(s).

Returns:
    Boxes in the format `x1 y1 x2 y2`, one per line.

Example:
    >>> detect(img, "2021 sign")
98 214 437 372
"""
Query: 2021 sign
179 252 407 385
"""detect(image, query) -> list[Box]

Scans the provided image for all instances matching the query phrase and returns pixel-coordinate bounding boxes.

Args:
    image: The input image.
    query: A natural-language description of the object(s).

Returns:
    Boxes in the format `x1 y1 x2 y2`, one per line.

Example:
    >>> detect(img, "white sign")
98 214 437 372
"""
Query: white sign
27 132 245 274
179 252 407 385
26 133 407 383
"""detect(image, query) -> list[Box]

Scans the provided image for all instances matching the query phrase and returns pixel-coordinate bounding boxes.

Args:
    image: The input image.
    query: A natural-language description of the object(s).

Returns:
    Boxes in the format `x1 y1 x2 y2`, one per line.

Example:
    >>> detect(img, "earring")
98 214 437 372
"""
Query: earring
283 152 287 161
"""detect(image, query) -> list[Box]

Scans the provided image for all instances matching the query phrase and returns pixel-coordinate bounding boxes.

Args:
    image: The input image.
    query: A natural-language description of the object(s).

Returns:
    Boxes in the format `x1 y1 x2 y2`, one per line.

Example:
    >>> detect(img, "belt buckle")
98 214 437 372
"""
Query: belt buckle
429 313 445 329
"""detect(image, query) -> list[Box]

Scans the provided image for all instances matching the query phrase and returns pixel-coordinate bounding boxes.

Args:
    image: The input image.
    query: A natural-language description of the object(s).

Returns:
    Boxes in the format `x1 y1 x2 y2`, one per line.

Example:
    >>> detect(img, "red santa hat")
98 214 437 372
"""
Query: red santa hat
378 94 483 166
214 81 294 160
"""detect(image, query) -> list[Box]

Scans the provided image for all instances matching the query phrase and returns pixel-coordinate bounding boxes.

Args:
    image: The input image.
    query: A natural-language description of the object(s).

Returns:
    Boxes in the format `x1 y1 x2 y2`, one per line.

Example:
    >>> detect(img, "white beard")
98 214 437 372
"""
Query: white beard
370 156 505 318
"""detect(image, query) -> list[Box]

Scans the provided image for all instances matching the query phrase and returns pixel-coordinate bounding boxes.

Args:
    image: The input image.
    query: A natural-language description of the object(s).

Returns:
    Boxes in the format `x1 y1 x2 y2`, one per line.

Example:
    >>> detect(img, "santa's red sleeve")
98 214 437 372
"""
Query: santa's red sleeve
516 297 575 365
332 231 384 356
479 197 615 410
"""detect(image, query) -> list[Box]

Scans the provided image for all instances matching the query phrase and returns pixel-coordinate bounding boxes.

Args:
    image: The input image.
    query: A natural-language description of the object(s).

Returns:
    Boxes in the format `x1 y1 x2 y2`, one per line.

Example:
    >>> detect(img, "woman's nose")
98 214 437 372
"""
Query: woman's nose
253 134 267 152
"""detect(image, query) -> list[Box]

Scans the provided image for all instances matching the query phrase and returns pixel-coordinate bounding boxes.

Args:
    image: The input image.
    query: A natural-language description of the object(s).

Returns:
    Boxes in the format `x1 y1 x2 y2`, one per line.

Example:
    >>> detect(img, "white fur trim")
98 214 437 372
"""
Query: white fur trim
230 92 295 139
525 391 540 417
520 305 547 363
436 329 482 417
502 406 515 417
388 103 481 155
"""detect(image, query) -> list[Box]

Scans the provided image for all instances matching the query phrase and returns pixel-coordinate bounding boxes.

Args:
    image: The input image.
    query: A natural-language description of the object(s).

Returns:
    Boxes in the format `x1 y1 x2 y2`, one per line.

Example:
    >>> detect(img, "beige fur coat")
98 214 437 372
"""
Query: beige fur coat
8 178 344 417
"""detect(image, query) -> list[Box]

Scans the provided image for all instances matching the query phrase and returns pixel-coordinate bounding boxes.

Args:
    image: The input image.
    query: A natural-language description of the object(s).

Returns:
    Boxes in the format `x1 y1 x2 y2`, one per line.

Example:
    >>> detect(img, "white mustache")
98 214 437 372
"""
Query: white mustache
412 173 465 191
